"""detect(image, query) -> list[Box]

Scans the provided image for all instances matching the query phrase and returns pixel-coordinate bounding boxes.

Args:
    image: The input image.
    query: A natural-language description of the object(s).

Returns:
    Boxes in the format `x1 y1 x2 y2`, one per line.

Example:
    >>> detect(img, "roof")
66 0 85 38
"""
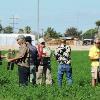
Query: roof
60 37 73 40
83 39 93 41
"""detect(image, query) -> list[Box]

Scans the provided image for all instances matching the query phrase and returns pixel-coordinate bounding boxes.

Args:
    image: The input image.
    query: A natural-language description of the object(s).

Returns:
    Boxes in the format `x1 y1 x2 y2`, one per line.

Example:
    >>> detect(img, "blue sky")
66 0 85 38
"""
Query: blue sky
0 0 100 34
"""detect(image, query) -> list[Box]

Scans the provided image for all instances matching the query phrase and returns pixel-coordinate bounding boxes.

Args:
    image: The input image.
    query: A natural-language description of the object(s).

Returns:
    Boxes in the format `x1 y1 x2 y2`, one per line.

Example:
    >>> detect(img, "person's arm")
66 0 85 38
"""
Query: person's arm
8 46 28 62
0 55 6 58
89 57 99 61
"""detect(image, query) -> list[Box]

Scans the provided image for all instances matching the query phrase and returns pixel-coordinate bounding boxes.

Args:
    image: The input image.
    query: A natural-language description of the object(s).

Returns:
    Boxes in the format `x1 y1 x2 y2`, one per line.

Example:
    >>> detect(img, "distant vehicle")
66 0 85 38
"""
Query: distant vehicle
82 39 94 45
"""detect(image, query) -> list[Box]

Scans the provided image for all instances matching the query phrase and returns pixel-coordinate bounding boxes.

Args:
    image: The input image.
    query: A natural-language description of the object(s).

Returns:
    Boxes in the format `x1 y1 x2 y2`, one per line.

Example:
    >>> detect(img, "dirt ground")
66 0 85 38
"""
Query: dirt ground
48 45 92 51
0 45 92 51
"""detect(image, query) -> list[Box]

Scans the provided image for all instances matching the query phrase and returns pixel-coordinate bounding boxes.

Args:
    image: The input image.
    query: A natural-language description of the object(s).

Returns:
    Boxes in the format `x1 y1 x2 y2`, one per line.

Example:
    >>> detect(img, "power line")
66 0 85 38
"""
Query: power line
9 15 19 33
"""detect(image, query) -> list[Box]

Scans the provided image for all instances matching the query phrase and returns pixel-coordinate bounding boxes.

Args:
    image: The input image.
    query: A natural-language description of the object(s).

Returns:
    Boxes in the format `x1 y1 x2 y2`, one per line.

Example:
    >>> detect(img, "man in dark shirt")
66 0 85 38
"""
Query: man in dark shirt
25 36 38 85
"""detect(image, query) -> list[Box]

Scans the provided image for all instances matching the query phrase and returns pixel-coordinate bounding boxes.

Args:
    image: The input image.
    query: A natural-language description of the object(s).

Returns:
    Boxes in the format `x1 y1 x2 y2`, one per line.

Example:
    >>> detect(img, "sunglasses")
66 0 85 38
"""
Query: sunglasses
41 42 45 45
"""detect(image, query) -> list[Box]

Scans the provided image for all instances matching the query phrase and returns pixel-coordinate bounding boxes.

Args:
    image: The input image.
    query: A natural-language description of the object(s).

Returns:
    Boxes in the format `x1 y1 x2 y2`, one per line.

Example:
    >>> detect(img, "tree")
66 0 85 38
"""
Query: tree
3 26 13 33
64 27 82 38
95 20 100 36
44 27 61 39
18 28 24 34
96 20 100 30
82 28 97 39
24 26 31 34
0 24 3 33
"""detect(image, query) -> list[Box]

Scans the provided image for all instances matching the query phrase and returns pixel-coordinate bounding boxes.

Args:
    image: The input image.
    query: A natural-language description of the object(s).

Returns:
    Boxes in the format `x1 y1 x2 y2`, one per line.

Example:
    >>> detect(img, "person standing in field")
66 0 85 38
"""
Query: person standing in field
7 35 30 86
25 36 38 85
6 49 15 70
0 51 6 65
89 38 100 86
55 39 72 87
0 50 2 65
36 38 52 85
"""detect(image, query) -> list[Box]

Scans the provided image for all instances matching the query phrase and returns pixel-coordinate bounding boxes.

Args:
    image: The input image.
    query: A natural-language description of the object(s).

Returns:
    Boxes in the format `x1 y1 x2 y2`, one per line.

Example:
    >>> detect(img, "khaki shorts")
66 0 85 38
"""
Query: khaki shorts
91 67 98 79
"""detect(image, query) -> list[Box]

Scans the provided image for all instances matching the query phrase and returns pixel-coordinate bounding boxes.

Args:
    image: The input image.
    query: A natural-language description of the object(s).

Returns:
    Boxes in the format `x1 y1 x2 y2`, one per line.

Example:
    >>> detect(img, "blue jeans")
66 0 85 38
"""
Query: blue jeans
30 65 36 84
58 64 72 87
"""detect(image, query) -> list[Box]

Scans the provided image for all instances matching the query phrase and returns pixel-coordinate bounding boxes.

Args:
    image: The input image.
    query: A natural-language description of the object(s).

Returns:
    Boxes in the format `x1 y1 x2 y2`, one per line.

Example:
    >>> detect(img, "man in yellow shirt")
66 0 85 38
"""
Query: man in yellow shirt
89 38 100 86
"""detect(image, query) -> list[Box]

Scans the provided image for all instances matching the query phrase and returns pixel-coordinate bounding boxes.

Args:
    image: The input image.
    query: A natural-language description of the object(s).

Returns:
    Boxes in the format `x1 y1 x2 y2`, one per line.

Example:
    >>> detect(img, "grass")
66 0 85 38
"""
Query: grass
0 51 100 100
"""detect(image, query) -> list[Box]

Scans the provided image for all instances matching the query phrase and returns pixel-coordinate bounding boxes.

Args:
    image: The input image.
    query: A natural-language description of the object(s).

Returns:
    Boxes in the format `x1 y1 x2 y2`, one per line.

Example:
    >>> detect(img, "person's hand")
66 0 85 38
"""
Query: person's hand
7 58 13 62
42 53 46 57
1 55 6 58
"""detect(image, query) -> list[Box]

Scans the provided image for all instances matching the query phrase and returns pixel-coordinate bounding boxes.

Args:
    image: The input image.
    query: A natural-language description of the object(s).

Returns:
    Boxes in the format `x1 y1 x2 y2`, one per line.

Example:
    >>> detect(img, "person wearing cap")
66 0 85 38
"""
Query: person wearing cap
89 38 100 86
7 35 30 86
55 39 72 87
25 36 38 84
36 38 52 85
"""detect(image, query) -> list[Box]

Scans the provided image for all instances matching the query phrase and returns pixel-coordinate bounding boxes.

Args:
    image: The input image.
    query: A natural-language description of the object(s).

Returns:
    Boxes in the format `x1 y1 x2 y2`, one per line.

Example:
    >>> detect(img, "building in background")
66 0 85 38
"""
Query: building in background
0 34 35 50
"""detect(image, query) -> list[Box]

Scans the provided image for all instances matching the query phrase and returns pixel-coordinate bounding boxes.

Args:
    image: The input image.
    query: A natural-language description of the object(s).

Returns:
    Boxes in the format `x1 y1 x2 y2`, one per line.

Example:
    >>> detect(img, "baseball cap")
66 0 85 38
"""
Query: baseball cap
25 36 32 42
38 38 45 43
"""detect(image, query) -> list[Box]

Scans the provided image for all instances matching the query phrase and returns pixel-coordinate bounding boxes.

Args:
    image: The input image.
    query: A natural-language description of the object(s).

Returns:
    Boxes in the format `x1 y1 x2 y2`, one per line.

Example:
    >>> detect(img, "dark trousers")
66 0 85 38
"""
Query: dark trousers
18 66 30 86
7 62 14 70
0 59 2 65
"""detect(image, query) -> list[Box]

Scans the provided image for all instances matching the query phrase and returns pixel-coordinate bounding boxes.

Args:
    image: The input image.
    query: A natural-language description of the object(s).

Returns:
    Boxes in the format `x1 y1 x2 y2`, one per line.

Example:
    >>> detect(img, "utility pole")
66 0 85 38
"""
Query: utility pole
41 28 44 38
37 0 40 40
9 15 19 33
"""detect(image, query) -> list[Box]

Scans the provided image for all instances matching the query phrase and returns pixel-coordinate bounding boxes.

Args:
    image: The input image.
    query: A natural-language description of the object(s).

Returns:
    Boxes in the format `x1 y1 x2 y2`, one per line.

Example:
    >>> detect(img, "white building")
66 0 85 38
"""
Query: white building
0 34 35 50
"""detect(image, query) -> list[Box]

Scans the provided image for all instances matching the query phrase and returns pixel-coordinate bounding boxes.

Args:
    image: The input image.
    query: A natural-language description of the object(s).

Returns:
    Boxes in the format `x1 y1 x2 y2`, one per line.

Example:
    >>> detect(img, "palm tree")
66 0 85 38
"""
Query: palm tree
3 26 13 33
18 28 24 34
95 20 100 35
0 24 3 33
24 26 31 34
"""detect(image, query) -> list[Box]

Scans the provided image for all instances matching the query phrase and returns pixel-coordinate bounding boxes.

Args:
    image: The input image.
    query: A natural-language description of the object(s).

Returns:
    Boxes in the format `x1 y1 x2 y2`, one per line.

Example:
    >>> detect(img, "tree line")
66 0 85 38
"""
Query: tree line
0 25 32 34
40 20 100 39
1 20 100 40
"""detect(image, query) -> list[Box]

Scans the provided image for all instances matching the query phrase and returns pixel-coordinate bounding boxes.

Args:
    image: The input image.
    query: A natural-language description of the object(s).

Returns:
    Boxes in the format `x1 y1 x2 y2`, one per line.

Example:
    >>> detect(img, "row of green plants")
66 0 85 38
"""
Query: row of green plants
0 51 100 100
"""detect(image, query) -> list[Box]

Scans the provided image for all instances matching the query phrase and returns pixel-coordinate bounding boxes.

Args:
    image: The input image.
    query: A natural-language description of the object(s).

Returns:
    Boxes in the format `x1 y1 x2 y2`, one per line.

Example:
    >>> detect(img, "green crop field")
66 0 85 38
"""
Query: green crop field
0 51 100 100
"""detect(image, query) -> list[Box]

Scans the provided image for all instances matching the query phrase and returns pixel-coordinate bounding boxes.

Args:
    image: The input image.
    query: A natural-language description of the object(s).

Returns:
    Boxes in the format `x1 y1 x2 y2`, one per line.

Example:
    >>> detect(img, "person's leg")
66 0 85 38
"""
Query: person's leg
30 65 34 82
7 62 10 70
32 65 36 85
65 64 72 85
92 79 96 86
42 65 46 84
11 62 14 70
18 66 30 86
45 65 52 85
36 65 43 84
58 64 64 87
97 66 100 83
91 67 97 86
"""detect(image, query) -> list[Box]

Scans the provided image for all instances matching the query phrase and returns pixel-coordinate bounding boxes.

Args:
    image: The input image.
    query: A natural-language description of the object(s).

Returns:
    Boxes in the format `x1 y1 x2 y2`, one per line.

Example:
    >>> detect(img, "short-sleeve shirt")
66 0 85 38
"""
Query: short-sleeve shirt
55 44 71 64
43 47 51 57
89 45 100 67
16 43 29 67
